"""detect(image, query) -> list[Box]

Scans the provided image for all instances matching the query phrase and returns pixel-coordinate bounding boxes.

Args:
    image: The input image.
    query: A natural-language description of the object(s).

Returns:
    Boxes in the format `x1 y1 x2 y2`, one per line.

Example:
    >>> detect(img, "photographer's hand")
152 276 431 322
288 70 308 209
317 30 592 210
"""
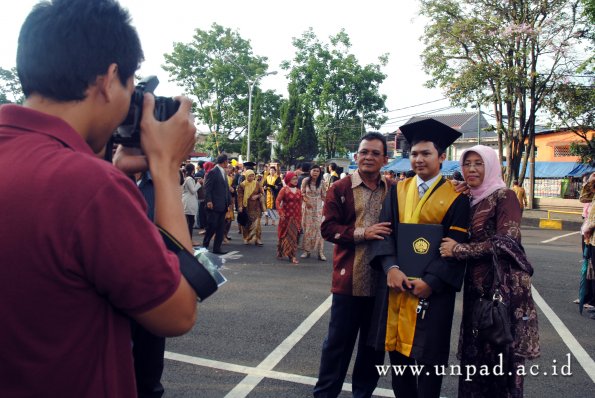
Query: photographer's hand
141 94 196 168
140 94 197 252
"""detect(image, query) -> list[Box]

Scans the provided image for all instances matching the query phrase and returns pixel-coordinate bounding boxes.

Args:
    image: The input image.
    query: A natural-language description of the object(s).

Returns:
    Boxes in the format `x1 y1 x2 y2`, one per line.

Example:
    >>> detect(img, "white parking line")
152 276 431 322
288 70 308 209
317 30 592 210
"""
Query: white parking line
167 283 595 395
166 294 395 397
223 294 333 398
164 351 395 397
540 231 580 243
531 286 595 383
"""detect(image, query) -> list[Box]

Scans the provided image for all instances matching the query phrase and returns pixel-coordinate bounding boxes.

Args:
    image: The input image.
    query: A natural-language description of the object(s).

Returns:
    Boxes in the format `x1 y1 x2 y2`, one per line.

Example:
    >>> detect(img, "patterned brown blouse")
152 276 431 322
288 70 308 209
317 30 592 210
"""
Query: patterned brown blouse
452 188 540 398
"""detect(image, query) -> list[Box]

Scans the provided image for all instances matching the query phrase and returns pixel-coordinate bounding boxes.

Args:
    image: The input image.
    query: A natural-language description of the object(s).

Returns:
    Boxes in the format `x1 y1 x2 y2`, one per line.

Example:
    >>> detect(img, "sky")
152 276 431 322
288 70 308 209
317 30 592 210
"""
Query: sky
0 0 460 133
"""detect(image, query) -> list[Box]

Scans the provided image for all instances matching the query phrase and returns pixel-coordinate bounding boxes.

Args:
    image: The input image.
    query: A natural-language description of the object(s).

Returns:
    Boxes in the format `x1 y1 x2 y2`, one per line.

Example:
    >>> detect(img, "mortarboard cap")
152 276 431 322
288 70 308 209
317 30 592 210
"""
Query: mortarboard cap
242 161 256 169
399 118 461 150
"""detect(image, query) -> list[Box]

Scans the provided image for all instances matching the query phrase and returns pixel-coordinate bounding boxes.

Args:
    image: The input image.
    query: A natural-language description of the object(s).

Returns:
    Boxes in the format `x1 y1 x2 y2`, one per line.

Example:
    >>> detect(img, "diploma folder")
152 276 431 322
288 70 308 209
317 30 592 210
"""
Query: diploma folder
397 223 444 278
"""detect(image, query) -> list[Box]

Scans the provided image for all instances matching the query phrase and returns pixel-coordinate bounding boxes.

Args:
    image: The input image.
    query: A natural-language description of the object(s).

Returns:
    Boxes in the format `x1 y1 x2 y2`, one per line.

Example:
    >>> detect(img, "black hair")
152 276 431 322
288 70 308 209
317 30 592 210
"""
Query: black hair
405 170 416 178
360 131 388 156
17 0 144 101
197 160 205 168
452 171 464 181
301 162 311 173
184 163 195 176
306 164 323 189
216 153 228 164
410 139 445 156
328 162 337 172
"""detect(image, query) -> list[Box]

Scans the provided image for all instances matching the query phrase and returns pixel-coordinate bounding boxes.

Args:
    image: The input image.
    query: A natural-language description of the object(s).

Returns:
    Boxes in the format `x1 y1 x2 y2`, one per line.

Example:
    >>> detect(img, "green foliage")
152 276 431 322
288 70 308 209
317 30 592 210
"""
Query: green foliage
0 67 24 104
276 83 318 166
241 89 283 162
570 138 595 165
281 28 388 160
420 0 592 185
582 0 595 23
547 75 595 163
162 23 278 158
277 83 302 164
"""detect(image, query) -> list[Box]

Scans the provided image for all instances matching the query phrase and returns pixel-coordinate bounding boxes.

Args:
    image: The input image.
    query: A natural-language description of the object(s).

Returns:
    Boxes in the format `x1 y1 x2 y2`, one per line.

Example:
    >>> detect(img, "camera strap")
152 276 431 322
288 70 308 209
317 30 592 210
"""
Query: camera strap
157 226 217 301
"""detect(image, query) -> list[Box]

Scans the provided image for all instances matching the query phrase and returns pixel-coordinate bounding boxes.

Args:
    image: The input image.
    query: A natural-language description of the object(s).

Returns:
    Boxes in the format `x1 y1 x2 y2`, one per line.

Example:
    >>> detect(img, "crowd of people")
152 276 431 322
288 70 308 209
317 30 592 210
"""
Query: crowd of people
180 158 342 265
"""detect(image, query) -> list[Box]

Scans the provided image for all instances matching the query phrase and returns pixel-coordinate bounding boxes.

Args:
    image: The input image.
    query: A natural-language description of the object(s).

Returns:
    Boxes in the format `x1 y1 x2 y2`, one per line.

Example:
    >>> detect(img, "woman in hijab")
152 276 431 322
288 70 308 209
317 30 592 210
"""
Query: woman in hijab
440 145 540 398
276 171 302 264
237 169 264 246
202 161 215 174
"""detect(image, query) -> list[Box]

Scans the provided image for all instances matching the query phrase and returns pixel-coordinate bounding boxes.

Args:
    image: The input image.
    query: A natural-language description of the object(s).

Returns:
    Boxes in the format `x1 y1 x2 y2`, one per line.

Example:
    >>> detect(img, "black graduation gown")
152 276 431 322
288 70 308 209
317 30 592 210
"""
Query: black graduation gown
368 177 470 365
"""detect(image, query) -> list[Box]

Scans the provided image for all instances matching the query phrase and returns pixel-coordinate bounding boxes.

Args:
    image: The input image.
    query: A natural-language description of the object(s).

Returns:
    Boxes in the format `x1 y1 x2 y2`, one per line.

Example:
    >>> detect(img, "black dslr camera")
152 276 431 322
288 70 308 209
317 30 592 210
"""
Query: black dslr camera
112 76 180 147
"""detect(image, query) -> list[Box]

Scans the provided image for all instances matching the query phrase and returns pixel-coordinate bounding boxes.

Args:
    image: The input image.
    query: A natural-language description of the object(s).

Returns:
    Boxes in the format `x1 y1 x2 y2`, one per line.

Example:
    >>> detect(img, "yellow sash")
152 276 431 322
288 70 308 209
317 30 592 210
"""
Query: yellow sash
403 177 442 224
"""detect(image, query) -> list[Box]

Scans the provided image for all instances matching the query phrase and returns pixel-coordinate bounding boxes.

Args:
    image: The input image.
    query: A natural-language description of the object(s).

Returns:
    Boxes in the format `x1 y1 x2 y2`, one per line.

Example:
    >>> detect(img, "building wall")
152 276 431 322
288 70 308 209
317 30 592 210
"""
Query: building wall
450 140 499 162
451 130 595 163
533 130 594 162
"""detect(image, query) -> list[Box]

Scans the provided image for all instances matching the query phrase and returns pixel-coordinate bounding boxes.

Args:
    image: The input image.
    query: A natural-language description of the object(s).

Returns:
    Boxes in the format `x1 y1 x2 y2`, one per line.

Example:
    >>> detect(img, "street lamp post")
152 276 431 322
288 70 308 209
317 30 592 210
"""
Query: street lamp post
223 56 277 162
245 71 277 162
477 101 481 145
471 100 482 145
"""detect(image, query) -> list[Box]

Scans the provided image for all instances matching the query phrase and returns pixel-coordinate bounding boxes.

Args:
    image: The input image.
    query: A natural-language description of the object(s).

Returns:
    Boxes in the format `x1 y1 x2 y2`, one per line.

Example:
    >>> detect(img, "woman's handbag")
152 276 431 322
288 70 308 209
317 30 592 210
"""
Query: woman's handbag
237 209 250 227
471 251 514 346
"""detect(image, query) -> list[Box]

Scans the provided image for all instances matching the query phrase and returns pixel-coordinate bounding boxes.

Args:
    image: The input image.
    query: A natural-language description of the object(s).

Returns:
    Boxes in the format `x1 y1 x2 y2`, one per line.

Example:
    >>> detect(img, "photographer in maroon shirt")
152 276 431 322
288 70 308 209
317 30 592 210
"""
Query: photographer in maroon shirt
0 1 200 397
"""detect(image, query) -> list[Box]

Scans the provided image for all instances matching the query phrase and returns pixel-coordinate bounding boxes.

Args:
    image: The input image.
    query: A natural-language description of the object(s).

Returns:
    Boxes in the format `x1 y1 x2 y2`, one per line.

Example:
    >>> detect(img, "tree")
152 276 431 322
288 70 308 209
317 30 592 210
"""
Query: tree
582 0 595 23
276 82 319 166
420 0 592 185
281 28 388 160
0 67 24 104
546 76 595 163
162 23 277 157
277 83 301 164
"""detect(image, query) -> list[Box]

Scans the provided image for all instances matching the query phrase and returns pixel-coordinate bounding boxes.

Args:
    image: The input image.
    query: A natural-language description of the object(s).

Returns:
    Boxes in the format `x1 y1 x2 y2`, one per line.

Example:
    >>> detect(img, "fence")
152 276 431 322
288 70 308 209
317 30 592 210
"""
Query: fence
522 178 583 199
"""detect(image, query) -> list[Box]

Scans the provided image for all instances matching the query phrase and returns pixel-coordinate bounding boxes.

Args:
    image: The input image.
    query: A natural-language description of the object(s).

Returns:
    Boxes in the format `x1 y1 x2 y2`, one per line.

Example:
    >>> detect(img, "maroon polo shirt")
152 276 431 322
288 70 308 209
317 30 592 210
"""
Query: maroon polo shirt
0 105 182 397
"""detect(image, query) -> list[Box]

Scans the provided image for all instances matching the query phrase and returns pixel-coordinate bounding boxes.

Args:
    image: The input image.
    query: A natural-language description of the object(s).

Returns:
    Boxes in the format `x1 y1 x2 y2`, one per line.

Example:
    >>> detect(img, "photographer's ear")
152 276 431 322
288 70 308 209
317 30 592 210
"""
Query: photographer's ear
96 63 120 103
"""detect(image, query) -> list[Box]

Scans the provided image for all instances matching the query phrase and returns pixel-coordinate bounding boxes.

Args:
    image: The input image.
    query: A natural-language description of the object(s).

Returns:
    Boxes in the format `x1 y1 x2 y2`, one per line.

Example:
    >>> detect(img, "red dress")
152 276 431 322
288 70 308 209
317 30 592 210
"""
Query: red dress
276 186 302 258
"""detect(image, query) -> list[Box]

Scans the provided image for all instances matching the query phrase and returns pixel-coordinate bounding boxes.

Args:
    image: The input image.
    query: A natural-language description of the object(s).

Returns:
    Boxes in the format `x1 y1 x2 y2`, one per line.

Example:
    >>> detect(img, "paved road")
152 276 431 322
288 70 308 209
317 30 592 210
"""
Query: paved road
160 223 594 397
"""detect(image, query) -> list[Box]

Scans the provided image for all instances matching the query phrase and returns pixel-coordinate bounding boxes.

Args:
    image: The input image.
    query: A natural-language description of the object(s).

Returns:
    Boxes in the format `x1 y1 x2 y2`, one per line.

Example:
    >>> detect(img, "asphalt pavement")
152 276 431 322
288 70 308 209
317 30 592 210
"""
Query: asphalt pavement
158 220 594 397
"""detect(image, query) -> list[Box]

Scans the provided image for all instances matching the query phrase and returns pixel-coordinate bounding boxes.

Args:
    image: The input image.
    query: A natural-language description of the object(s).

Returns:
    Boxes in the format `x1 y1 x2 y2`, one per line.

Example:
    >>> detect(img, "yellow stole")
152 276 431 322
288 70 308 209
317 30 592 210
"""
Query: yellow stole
266 175 277 186
385 176 459 356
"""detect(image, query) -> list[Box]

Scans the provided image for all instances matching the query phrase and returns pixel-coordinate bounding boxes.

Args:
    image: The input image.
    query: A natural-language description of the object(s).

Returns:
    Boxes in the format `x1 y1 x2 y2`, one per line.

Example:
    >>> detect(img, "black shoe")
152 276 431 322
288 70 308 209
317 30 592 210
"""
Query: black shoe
211 250 229 255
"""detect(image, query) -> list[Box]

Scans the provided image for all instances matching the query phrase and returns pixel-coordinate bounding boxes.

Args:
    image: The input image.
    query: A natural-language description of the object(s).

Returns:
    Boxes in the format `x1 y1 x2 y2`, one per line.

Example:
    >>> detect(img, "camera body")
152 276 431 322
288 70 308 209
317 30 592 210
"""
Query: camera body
112 76 180 147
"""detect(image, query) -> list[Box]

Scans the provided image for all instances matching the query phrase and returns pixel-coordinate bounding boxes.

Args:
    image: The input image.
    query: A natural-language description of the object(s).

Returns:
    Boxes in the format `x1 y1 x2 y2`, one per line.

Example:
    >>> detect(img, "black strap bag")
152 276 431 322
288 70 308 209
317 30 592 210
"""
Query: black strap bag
236 209 250 227
471 250 514 346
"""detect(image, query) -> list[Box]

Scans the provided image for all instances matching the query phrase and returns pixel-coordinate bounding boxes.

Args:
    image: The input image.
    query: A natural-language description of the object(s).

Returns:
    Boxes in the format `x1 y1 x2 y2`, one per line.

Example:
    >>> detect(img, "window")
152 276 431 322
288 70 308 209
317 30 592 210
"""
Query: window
554 145 571 157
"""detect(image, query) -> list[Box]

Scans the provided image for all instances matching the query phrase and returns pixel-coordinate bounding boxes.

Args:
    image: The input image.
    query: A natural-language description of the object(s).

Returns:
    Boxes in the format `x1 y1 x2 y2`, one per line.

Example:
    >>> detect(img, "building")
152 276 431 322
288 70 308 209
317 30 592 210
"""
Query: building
533 128 595 162
392 112 493 160
389 114 595 203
